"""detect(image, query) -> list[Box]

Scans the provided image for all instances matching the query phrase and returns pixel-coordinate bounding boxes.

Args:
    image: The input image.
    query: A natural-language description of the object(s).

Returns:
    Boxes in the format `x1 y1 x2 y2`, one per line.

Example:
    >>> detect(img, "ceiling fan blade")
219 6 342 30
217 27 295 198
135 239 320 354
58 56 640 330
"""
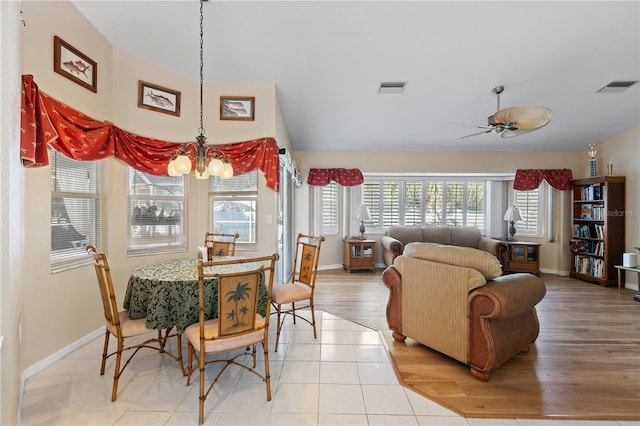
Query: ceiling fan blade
459 129 492 139
501 128 535 138
450 122 492 130
494 106 552 130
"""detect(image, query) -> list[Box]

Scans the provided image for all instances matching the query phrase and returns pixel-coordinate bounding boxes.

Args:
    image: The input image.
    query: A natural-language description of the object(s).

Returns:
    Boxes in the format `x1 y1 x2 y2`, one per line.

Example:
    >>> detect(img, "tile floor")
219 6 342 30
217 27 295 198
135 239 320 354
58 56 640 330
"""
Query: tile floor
21 311 634 426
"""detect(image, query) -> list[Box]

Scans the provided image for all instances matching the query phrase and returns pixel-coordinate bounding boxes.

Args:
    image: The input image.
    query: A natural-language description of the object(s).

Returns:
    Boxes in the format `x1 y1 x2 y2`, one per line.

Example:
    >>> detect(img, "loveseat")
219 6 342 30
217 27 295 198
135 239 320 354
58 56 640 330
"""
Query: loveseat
380 225 508 268
382 242 546 380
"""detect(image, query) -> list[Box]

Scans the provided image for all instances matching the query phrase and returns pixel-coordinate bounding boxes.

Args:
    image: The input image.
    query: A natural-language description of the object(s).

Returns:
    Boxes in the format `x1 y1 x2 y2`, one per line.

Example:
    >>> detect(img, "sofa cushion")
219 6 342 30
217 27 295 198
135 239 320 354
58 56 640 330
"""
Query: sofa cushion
420 226 452 245
450 226 481 248
403 242 503 280
388 226 424 245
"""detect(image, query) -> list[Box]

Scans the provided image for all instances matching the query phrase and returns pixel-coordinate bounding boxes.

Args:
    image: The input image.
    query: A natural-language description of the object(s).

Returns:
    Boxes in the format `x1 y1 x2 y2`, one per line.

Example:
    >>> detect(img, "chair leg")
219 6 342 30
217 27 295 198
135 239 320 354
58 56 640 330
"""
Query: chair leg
263 341 272 401
198 346 206 425
100 330 110 375
275 304 283 352
111 338 124 402
310 300 317 339
157 330 165 352
291 302 296 324
251 344 257 368
176 333 185 376
186 343 194 386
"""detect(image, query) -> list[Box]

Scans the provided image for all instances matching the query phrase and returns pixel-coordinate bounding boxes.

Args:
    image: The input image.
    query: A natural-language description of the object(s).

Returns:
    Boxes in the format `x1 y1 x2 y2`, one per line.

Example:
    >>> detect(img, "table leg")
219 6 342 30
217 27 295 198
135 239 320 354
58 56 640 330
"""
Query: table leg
618 268 622 294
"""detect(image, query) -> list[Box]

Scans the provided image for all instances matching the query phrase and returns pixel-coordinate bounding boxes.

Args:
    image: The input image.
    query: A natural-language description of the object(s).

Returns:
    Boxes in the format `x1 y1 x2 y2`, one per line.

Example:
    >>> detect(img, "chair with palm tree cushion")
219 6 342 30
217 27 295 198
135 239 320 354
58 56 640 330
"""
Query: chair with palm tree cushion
185 253 278 425
204 232 239 258
86 245 184 402
271 233 325 352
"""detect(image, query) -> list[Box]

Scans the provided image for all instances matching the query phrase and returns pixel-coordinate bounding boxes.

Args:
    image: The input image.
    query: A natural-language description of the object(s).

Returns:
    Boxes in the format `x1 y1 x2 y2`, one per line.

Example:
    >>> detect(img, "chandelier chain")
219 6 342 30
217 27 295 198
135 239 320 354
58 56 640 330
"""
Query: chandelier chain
199 0 205 136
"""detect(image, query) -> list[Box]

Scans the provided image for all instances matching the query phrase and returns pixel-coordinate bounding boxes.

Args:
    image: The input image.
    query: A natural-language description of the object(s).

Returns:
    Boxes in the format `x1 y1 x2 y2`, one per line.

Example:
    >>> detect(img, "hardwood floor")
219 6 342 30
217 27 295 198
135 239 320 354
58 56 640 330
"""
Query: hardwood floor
314 269 640 420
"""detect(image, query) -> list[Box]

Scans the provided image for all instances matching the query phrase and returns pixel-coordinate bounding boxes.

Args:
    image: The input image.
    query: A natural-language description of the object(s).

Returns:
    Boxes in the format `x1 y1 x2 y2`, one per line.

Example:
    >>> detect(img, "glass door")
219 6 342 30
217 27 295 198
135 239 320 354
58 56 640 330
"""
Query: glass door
276 162 294 283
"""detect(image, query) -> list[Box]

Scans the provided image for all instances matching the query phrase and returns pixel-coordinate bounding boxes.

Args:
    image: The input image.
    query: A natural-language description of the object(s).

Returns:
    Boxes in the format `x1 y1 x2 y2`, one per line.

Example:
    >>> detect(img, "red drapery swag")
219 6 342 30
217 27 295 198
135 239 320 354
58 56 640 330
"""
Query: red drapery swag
513 169 573 191
20 75 280 191
307 168 364 186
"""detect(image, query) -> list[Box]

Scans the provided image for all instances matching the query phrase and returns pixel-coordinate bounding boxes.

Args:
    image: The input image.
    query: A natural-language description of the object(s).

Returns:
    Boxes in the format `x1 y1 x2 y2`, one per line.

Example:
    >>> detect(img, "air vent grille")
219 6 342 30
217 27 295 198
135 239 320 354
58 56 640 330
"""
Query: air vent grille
378 81 407 94
596 81 639 93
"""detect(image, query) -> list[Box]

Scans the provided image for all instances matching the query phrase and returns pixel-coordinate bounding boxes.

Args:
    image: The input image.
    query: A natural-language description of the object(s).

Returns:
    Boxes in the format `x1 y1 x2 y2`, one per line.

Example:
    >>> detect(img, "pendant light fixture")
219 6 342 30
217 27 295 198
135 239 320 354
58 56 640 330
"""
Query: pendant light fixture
167 0 233 180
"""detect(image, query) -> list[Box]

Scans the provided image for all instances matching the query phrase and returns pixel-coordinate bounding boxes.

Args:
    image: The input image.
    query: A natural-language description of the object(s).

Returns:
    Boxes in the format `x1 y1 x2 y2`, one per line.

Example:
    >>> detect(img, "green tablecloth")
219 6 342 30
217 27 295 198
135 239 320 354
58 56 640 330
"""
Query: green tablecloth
123 256 267 333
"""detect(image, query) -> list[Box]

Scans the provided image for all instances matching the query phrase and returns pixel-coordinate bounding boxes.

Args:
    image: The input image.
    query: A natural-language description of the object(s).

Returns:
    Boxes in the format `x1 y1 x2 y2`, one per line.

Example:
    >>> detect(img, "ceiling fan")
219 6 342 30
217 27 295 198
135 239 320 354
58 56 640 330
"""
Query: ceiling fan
458 86 552 139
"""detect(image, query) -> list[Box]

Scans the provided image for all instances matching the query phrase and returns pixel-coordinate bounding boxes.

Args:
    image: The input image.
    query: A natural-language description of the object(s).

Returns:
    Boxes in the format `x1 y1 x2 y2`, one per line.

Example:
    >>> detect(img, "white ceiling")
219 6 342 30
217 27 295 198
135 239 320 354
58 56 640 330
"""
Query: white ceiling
71 1 640 153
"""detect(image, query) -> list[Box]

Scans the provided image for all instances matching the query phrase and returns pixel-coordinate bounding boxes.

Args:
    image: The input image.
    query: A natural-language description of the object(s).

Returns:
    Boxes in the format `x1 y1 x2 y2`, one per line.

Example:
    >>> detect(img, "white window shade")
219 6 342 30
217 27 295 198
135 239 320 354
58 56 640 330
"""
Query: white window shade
515 187 541 236
319 183 339 235
127 169 186 253
210 171 258 244
50 150 101 271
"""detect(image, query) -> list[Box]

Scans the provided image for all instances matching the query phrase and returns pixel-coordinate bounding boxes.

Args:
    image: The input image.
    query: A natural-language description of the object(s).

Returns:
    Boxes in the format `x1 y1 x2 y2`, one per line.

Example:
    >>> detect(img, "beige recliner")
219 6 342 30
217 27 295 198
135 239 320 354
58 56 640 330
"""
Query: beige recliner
382 242 546 381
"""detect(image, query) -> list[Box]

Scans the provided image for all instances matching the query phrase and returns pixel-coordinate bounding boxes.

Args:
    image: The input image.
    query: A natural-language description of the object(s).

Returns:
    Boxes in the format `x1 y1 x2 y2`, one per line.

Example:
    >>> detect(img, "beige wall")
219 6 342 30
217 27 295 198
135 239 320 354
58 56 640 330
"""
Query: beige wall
5 1 638 423
597 127 640 288
19 1 281 374
292 150 584 273
1 2 24 425
292 144 640 282
20 0 114 375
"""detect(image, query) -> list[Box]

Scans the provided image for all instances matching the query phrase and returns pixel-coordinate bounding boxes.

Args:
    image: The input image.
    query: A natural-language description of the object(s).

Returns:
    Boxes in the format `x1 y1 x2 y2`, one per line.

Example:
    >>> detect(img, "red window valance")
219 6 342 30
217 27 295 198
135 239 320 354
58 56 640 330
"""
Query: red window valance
513 169 573 191
20 75 279 191
307 168 364 186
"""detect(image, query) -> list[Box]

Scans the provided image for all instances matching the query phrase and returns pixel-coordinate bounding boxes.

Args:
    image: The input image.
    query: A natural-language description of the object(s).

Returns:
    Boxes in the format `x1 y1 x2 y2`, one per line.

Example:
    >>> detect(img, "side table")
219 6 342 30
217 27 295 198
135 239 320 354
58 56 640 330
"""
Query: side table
343 239 377 273
614 265 640 295
503 241 541 275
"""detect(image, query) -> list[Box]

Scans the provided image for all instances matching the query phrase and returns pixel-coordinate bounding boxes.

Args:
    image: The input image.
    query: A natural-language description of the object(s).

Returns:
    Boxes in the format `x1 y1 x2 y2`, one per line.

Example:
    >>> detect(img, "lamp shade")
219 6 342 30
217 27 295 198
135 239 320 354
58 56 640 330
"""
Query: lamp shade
503 206 524 223
356 205 371 221
174 154 192 174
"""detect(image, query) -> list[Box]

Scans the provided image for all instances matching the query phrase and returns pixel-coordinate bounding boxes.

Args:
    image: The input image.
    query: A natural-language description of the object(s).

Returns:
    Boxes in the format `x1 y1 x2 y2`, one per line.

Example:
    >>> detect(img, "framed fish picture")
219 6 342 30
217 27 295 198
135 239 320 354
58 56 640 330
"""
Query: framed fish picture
53 36 97 93
137 80 181 116
220 96 255 121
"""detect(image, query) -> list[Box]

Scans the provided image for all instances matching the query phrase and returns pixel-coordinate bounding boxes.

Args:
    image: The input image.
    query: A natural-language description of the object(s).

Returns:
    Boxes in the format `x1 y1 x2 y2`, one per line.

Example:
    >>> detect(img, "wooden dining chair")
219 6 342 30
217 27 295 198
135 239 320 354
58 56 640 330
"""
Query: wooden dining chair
185 253 279 425
271 233 325 352
86 245 185 402
204 232 239 259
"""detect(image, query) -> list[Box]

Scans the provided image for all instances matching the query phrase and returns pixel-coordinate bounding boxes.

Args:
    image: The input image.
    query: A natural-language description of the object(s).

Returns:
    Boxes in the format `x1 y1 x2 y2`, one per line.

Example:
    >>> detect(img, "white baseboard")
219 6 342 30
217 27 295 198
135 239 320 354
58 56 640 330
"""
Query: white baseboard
540 268 570 276
318 263 344 271
18 327 104 425
21 327 104 381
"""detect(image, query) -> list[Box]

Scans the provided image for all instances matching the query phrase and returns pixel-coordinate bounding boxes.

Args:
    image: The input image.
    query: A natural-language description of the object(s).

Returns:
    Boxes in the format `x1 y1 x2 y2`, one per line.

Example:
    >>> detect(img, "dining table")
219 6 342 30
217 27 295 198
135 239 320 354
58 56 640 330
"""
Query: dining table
123 256 267 333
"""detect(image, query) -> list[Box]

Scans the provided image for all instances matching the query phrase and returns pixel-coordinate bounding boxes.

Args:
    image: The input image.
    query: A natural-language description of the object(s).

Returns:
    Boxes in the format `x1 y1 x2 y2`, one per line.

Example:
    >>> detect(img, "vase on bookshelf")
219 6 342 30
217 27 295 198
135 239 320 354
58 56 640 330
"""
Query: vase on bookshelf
588 144 597 177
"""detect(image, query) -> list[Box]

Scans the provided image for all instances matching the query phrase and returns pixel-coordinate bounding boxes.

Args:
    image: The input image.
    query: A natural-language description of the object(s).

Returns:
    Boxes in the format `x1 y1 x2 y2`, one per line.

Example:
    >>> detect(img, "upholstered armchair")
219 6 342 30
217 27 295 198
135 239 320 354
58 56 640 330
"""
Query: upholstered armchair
382 242 546 380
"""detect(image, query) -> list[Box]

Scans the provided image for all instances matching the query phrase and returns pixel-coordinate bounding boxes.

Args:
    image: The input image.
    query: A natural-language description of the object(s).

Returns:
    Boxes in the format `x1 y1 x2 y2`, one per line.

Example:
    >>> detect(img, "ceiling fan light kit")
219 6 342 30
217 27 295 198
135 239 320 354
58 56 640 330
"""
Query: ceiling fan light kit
459 86 552 139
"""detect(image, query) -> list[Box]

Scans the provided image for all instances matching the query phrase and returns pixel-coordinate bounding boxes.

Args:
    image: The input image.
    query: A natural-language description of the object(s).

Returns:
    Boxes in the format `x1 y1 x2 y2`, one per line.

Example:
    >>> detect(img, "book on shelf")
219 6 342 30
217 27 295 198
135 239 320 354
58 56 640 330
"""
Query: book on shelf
580 204 593 219
578 184 604 201
574 255 605 278
592 205 605 220
573 223 604 239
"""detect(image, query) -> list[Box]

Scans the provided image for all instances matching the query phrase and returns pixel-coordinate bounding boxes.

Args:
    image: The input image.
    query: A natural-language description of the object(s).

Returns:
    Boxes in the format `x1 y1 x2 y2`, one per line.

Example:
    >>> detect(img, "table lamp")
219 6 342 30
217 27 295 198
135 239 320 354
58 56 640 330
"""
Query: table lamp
356 205 371 240
503 205 523 241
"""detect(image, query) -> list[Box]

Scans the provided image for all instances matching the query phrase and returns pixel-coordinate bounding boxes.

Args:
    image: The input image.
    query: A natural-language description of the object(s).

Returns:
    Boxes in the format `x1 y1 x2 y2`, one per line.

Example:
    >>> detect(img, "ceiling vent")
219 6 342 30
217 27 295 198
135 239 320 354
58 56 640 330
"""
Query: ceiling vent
596 80 639 93
378 81 407 94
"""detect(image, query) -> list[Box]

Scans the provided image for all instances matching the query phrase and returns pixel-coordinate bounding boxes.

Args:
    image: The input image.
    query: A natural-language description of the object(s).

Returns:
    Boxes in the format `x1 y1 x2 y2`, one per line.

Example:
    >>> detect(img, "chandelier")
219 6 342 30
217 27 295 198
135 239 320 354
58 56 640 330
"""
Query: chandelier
167 0 233 180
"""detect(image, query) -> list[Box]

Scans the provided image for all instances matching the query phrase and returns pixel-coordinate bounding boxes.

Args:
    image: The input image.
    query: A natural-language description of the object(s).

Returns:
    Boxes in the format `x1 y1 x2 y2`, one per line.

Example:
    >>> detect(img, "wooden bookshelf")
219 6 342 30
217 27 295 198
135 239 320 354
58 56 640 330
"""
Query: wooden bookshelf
570 176 625 286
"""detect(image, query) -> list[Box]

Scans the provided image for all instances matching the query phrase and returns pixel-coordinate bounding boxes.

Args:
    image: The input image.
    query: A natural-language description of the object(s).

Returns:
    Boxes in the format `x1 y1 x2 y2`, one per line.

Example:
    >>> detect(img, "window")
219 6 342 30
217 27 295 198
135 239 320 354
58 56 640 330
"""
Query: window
210 171 257 244
515 187 541 236
362 178 486 233
316 182 339 236
127 169 186 253
362 181 399 228
50 150 101 271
